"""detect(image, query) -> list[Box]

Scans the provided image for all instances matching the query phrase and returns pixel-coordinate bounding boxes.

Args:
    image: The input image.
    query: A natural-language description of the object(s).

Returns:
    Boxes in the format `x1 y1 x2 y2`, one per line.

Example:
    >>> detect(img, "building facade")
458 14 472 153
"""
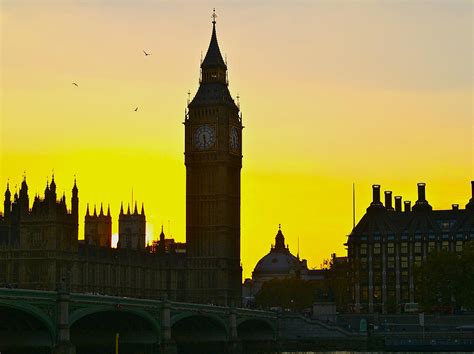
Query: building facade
0 177 186 301
347 181 474 314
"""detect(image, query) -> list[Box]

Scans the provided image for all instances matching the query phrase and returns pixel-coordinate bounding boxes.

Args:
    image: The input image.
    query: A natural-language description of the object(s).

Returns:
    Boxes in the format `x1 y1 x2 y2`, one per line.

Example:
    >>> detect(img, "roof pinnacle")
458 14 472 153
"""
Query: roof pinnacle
212 8 217 25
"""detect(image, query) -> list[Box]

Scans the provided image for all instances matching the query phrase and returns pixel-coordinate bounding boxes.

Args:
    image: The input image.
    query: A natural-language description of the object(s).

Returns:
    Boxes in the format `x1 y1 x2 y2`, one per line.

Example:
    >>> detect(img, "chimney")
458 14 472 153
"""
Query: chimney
404 201 411 212
452 204 459 210
413 182 432 211
417 183 426 202
372 184 381 204
384 191 393 210
394 196 402 212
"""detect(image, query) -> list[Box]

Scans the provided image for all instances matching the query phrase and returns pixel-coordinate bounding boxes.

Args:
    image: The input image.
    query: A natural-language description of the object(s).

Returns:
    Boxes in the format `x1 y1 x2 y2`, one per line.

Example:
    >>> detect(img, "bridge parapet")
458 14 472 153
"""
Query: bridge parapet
0 287 281 353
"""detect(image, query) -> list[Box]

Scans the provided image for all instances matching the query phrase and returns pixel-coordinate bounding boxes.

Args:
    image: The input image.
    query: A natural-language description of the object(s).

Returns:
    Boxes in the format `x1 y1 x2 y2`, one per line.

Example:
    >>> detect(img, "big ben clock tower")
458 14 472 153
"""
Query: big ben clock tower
185 11 242 306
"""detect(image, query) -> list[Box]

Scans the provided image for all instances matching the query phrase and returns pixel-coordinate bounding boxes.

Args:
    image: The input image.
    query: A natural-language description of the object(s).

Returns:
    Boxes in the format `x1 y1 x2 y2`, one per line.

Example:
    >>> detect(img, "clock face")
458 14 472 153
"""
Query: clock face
193 125 216 150
230 126 239 151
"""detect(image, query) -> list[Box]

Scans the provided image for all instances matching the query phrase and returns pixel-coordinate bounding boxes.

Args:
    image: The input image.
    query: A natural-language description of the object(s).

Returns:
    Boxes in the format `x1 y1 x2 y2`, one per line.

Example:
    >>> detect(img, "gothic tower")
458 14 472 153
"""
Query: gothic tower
185 12 243 306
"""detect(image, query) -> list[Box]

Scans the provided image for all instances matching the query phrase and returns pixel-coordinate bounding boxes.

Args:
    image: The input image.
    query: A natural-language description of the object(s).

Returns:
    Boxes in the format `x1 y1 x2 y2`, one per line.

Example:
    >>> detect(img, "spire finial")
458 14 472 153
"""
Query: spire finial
211 8 217 25
297 236 300 260
279 223 281 230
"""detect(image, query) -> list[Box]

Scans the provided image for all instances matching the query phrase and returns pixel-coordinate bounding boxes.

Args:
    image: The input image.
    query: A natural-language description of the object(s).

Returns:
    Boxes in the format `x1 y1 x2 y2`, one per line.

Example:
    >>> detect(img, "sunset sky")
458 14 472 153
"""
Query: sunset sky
1 0 472 278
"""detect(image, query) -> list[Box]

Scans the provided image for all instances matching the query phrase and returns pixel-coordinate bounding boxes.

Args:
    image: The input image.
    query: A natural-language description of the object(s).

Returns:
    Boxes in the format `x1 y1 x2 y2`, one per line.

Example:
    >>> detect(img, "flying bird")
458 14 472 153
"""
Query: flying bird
72 82 78 87
134 107 138 112
143 50 151 56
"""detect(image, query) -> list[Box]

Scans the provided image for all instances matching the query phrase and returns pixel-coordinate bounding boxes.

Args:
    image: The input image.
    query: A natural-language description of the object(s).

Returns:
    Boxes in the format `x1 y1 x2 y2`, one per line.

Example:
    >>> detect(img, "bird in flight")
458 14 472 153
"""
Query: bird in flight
72 82 78 87
134 107 138 112
143 50 151 56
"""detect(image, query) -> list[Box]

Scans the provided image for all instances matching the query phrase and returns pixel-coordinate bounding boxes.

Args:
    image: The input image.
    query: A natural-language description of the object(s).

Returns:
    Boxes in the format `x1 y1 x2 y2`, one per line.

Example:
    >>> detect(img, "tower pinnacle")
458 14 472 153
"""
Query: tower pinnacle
211 8 217 25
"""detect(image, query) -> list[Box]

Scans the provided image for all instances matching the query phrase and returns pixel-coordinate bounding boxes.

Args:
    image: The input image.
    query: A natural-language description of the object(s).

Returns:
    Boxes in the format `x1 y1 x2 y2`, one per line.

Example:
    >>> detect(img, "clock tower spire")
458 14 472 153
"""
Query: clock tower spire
185 10 242 306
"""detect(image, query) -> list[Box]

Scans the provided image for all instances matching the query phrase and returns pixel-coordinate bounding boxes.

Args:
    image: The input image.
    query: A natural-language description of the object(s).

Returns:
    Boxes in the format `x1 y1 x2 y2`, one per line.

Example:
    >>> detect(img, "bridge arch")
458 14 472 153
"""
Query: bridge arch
171 312 228 332
70 306 160 353
171 313 229 353
237 318 276 341
0 301 54 350
70 305 159 331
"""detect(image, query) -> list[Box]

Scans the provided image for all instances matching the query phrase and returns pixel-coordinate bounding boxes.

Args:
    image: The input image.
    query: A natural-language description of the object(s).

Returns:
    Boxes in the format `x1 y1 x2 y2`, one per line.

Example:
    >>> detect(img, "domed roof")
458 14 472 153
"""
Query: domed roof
253 226 301 276
253 250 300 276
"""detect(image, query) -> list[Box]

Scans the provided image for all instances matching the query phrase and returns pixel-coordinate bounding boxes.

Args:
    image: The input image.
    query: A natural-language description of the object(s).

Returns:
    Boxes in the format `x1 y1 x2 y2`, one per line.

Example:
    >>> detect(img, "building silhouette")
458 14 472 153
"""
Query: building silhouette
184 13 243 305
84 203 112 247
242 226 325 306
0 15 241 306
347 181 474 314
118 202 146 250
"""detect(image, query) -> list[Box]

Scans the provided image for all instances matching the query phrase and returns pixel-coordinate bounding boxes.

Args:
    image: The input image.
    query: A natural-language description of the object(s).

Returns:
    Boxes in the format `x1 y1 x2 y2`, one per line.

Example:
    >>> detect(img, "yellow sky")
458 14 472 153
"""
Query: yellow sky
1 1 473 278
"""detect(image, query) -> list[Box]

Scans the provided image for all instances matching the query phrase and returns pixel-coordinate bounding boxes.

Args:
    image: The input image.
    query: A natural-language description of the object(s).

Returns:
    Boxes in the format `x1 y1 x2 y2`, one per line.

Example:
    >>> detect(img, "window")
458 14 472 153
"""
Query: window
401 256 408 268
360 257 367 270
455 241 463 252
442 241 449 251
373 243 381 255
387 256 395 269
360 244 367 255
401 242 408 254
414 242 422 254
428 241 436 253
414 255 422 266
387 242 395 254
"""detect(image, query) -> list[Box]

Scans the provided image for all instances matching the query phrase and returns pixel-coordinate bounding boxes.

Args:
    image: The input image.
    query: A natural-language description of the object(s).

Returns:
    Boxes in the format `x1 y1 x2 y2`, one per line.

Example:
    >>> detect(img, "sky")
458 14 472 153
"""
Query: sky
1 0 473 278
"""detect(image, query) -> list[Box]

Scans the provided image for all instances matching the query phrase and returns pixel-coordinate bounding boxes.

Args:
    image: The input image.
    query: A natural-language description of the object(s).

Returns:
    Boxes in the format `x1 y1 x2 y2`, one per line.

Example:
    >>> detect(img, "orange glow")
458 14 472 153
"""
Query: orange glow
1 2 472 278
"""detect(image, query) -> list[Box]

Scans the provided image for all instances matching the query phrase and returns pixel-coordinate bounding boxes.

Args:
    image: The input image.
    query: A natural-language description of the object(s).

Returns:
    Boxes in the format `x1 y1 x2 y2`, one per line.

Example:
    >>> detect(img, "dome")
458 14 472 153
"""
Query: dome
253 250 300 276
252 226 301 276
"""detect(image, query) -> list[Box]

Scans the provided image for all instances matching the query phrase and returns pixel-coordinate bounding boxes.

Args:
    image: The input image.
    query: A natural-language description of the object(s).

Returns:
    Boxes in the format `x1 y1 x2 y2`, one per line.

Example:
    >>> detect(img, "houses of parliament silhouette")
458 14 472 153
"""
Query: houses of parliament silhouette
0 14 242 306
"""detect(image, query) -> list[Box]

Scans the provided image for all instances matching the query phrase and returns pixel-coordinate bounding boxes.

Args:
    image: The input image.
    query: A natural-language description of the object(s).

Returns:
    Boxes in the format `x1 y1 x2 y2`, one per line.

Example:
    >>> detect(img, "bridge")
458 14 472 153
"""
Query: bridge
0 288 278 354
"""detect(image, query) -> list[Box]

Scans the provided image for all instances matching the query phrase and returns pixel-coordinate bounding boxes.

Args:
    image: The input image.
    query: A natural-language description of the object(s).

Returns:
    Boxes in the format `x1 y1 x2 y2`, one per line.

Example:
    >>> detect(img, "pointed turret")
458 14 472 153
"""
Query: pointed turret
19 175 29 214
274 224 286 251
107 204 111 217
120 202 124 215
100 203 104 216
93 204 97 217
189 9 238 109
158 224 166 254
141 202 145 215
86 203 90 216
4 182 10 200
50 174 57 201
44 178 50 199
127 203 130 215
71 178 79 223
134 201 138 215
201 9 227 72
4 182 11 218
72 178 78 194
